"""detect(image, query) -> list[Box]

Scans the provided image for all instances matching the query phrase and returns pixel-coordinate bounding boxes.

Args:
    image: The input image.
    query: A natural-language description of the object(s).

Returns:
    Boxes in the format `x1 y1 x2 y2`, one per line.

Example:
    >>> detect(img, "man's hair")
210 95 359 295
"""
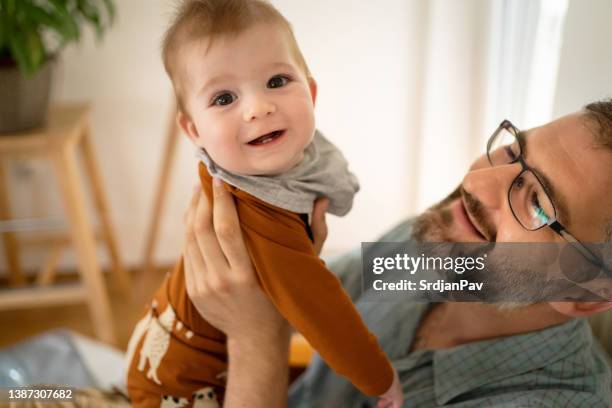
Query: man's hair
583 98 612 243
584 98 612 150
162 0 311 112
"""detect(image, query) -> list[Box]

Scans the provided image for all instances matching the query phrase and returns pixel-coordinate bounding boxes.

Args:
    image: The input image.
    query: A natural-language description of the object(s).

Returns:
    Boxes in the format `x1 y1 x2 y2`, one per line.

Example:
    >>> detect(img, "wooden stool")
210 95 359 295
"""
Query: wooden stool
141 105 180 278
0 103 128 344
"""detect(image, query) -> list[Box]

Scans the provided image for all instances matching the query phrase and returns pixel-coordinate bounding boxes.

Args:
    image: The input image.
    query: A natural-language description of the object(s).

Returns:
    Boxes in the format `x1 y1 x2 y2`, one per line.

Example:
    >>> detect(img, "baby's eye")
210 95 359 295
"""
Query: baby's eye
213 92 236 106
267 75 290 89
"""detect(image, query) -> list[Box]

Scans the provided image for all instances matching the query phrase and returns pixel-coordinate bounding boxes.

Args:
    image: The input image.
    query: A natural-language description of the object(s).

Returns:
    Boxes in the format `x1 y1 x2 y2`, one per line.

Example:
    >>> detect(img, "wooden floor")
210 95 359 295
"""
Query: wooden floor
0 266 169 351
0 265 315 377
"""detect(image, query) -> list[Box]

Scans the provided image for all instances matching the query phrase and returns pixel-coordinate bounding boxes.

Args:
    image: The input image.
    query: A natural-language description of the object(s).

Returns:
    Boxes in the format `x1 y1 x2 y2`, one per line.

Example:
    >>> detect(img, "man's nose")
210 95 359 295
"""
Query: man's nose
461 163 520 210
242 96 276 122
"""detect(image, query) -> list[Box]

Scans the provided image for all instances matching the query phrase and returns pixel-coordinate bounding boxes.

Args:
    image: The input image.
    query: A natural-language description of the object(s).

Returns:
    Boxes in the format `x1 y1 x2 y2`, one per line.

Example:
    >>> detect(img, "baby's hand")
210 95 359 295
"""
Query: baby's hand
310 197 329 255
377 367 403 408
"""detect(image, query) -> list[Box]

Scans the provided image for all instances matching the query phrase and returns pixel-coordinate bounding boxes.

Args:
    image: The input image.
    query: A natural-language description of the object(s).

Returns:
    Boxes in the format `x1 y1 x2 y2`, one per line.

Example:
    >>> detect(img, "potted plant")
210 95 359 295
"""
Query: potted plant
0 0 115 133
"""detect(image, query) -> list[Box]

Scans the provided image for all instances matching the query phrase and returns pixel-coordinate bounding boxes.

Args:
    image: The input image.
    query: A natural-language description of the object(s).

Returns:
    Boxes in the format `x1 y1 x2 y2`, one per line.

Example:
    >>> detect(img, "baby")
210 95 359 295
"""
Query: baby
126 1 402 407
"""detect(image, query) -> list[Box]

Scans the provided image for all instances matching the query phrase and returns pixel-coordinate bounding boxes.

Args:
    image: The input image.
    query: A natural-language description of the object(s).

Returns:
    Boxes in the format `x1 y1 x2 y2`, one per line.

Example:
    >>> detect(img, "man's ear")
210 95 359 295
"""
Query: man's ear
177 110 200 144
548 301 612 317
308 77 318 106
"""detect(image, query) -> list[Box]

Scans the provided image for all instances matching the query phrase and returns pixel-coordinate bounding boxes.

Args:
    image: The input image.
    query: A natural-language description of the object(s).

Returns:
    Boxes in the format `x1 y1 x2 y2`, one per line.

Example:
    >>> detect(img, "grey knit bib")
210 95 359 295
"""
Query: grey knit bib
196 130 359 216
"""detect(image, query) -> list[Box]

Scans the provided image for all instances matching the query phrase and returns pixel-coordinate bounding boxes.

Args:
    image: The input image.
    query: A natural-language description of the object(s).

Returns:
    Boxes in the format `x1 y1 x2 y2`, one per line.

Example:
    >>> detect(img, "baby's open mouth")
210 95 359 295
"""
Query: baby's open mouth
248 130 285 145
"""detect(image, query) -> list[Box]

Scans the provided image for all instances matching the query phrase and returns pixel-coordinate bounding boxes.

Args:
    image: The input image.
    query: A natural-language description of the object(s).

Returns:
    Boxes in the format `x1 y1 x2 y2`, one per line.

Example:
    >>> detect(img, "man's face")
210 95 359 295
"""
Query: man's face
414 113 612 245
179 23 316 176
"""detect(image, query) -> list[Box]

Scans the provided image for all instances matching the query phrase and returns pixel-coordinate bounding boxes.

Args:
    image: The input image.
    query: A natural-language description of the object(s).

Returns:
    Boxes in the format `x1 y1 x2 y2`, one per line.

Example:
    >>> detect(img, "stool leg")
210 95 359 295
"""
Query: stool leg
80 124 130 295
0 159 26 286
52 144 116 344
141 107 180 277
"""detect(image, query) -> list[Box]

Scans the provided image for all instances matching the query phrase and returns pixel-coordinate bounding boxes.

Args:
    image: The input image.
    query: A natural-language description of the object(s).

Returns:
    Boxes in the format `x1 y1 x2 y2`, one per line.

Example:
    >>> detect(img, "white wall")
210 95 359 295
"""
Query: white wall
553 0 612 116
414 0 491 212
273 0 427 250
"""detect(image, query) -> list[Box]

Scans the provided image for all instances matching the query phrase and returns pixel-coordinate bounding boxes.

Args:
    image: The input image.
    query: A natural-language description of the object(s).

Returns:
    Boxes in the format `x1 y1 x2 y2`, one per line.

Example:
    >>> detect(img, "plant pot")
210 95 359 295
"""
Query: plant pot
0 58 54 134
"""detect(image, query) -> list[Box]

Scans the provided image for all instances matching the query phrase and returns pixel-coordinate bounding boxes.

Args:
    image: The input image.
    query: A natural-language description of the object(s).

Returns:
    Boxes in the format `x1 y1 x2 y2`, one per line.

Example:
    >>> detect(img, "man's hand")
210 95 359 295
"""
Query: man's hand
182 179 290 407
183 179 288 341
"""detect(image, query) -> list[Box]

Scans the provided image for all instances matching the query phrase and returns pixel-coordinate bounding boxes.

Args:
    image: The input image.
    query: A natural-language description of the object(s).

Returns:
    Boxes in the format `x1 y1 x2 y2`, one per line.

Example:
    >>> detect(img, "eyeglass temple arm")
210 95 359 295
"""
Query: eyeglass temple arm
548 220 611 276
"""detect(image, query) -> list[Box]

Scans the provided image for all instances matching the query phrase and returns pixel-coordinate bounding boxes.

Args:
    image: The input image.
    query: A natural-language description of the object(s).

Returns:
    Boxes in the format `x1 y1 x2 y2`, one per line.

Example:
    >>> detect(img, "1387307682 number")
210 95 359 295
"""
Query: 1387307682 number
1 386 74 401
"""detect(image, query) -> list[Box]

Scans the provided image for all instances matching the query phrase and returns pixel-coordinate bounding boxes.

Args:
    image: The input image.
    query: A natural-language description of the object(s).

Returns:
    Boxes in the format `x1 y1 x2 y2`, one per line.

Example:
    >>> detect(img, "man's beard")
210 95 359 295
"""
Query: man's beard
412 186 461 242
411 185 573 309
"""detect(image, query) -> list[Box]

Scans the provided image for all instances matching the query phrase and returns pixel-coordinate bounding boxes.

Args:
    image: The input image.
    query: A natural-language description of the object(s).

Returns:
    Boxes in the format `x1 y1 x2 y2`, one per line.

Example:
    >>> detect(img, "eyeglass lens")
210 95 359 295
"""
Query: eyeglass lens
488 126 556 231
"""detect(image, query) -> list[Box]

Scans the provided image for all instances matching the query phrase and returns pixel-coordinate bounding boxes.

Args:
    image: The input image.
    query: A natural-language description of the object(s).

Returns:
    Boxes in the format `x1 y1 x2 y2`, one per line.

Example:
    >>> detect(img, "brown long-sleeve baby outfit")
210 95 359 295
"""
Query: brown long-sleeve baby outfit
126 132 393 407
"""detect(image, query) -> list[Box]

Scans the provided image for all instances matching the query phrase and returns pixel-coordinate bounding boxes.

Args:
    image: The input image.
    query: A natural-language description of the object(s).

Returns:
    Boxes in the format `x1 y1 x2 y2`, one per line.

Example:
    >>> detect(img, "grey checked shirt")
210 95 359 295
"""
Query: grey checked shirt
289 219 612 407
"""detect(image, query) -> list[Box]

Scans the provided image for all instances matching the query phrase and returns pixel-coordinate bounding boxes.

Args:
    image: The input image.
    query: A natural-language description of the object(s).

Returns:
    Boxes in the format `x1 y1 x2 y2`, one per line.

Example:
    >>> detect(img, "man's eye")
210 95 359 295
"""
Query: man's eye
213 92 236 106
514 175 525 189
267 75 289 89
504 145 519 162
530 192 550 224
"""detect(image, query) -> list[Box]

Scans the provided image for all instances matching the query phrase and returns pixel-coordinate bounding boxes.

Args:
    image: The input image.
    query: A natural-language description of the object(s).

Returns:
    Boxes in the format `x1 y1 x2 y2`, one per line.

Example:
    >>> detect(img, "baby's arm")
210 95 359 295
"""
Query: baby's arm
235 208 394 397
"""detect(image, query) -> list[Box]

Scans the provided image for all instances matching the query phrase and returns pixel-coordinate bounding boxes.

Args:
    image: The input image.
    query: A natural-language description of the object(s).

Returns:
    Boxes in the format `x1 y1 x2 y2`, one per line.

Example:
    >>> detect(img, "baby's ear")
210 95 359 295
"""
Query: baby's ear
308 77 318 106
177 110 200 144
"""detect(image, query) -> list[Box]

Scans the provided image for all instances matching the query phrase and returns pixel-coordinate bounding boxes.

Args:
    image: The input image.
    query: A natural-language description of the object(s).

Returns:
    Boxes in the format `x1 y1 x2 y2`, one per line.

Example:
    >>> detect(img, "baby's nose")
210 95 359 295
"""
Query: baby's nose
243 98 276 121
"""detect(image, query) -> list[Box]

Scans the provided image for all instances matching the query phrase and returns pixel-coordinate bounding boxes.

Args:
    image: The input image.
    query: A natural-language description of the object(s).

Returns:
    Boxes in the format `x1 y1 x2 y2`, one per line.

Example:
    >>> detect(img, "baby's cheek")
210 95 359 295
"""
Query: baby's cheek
289 94 315 122
202 137 232 161
216 146 245 170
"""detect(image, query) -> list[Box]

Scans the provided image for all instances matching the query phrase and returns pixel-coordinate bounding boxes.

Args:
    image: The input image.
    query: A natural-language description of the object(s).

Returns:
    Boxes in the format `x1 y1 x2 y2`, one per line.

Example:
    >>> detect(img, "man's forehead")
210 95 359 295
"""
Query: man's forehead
525 113 612 240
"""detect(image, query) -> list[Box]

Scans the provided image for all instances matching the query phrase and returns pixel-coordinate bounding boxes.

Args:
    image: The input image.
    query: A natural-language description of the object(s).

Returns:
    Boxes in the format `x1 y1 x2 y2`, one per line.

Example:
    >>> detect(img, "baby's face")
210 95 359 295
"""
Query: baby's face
178 23 316 175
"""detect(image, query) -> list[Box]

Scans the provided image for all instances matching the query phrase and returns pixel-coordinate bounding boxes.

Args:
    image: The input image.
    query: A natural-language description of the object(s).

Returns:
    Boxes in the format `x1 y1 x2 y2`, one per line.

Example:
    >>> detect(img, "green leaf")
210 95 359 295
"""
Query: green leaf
49 0 69 8
22 3 66 36
9 34 32 76
2 0 116 74
5 0 16 16
35 3 81 47
76 0 103 39
27 28 45 68
0 13 6 52
100 0 116 24
7 37 26 72
49 0 81 42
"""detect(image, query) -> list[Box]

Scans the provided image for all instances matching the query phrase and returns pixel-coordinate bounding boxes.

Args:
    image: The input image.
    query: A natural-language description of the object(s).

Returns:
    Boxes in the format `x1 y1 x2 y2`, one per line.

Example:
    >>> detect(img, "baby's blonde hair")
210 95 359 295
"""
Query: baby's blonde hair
162 0 311 113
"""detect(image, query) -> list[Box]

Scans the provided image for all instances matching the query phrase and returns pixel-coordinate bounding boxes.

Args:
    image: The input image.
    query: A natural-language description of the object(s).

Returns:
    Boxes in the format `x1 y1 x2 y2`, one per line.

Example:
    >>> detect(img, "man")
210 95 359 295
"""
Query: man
182 100 612 407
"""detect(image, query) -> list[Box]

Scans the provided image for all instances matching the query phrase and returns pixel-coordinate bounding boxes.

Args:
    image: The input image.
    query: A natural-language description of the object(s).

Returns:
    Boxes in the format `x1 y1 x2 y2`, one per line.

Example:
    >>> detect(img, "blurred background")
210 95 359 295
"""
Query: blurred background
0 0 611 351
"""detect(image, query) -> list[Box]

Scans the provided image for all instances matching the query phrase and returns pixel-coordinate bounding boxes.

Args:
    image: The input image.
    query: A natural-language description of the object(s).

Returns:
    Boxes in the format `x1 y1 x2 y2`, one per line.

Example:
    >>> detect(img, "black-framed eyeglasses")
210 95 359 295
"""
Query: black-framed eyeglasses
486 119 609 277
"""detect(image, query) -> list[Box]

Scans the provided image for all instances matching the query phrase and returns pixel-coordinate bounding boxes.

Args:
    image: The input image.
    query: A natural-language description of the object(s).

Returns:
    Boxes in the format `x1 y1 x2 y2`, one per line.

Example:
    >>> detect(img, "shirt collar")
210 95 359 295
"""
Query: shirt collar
432 317 590 405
